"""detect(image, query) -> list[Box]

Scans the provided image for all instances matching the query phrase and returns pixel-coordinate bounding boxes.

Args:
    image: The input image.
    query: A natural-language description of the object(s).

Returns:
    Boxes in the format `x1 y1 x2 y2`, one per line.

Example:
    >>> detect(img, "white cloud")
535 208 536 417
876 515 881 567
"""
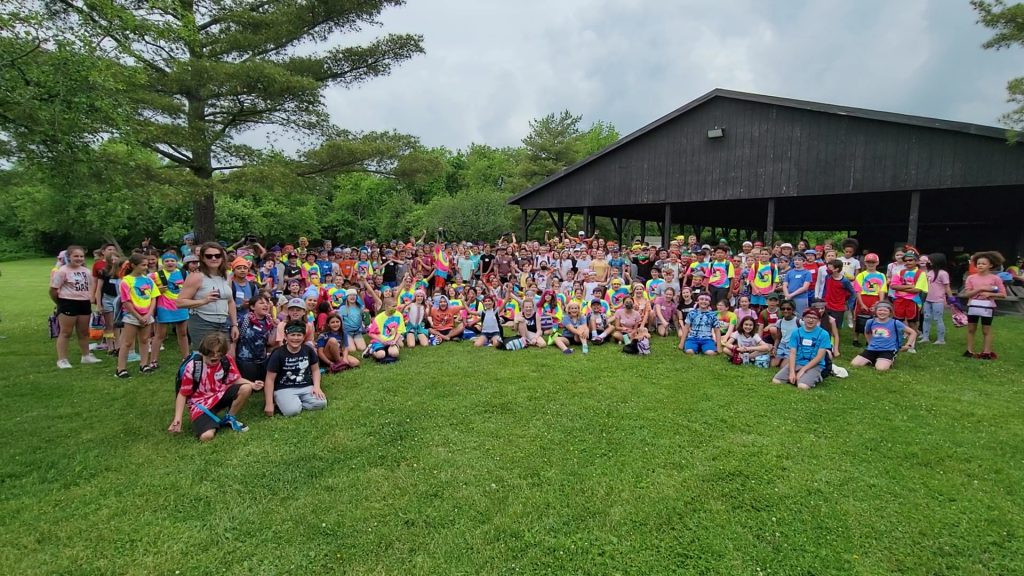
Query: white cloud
310 0 1021 150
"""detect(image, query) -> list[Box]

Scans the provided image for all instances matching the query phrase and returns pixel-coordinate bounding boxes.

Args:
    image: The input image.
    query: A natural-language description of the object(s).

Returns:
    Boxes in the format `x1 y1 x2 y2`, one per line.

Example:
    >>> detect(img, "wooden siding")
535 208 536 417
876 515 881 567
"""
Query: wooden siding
516 96 1024 210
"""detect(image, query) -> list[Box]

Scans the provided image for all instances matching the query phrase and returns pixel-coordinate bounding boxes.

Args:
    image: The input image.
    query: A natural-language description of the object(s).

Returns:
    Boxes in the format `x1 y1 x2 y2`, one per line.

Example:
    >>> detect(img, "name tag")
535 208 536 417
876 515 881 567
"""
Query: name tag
802 338 814 346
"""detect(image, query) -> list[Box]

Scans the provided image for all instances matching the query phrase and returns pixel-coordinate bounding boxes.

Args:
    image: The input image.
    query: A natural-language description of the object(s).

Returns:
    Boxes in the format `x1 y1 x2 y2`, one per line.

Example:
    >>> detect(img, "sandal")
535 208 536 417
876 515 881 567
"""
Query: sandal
140 364 156 374
115 369 131 379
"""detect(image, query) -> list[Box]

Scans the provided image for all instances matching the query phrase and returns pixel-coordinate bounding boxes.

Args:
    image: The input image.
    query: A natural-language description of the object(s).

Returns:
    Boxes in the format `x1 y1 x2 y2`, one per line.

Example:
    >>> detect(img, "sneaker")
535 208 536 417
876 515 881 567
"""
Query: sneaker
906 347 917 354
963 350 975 358
222 414 249 432
563 348 574 355
126 351 141 363
918 338 929 344
978 352 994 361
81 354 102 365
933 340 946 345
852 340 862 348
56 359 73 369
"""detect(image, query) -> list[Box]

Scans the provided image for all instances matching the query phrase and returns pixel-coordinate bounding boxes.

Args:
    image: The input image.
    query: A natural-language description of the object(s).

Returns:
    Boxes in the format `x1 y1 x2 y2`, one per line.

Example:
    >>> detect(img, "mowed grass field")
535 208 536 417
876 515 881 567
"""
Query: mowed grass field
1 258 1023 575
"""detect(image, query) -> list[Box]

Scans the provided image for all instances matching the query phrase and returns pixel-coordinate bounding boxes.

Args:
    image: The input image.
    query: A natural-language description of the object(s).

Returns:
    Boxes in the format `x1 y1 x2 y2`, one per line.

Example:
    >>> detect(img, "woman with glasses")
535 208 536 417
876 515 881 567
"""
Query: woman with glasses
177 242 239 351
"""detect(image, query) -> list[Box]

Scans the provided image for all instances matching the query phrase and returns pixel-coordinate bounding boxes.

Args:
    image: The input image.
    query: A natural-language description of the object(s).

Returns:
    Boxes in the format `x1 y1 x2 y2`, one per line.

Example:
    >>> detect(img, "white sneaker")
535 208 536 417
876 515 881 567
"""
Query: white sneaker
56 359 73 369
907 347 917 354
81 354 102 365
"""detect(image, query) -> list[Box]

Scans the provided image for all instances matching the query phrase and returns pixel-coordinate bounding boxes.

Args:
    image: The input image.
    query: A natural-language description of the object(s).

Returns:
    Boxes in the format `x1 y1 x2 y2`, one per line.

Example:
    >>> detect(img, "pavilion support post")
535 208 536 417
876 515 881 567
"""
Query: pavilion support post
582 207 591 237
765 198 776 245
557 211 565 235
662 204 672 249
640 221 647 241
907 191 920 247
520 209 528 239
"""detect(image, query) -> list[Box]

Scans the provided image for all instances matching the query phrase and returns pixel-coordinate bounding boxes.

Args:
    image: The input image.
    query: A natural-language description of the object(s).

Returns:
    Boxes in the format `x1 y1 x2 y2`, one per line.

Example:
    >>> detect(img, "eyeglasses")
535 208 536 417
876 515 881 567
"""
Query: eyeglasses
203 253 223 260
780 307 794 311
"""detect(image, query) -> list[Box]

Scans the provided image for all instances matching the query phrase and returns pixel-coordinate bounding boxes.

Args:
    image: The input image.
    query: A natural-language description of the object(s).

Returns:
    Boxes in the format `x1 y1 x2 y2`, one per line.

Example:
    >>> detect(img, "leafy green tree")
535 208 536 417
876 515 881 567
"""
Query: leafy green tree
518 111 621 185
2 0 426 240
418 189 517 242
973 0 1024 133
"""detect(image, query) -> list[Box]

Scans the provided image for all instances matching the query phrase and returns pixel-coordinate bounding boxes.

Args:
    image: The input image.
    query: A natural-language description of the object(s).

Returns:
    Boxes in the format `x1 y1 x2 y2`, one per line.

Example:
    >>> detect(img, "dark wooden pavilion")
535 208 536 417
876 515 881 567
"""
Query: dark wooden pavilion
509 89 1024 258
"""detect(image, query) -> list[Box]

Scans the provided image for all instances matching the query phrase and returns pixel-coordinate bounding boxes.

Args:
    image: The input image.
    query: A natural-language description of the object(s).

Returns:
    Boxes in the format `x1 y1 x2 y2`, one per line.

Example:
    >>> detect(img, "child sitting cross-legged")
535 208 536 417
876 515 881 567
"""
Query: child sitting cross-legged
722 317 772 367
168 332 260 442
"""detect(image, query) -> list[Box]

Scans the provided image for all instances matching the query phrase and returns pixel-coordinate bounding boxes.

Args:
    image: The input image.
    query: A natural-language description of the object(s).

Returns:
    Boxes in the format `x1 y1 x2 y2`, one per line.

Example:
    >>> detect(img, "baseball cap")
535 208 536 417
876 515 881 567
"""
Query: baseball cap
345 288 357 296
802 308 820 318
287 298 305 309
864 253 879 262
231 257 250 269
804 249 817 255
780 243 793 249
183 255 199 264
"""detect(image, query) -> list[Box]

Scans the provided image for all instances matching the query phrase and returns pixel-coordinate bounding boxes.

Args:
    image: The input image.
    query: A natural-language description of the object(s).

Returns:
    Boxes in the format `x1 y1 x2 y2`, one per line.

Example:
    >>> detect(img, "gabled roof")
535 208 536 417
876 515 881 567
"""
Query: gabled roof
508 88 1012 205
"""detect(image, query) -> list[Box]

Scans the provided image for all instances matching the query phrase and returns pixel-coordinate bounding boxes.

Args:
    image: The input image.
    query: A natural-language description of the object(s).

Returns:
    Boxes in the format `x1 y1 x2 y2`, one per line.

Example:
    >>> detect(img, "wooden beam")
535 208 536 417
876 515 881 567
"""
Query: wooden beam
907 190 920 247
520 209 528 239
545 210 560 231
640 221 647 240
582 207 591 236
557 211 565 234
765 198 776 245
662 204 672 249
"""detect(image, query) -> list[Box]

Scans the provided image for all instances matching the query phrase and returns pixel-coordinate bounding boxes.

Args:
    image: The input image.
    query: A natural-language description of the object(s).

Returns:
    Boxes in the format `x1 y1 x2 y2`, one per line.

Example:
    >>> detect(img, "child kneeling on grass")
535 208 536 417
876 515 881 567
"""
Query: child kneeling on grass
264 320 326 417
169 333 260 442
850 301 916 371
772 309 831 390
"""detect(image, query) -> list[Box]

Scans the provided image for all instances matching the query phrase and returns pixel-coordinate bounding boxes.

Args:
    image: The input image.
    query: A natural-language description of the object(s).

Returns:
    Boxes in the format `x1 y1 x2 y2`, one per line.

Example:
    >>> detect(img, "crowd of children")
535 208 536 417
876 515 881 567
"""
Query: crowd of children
47 231 1014 440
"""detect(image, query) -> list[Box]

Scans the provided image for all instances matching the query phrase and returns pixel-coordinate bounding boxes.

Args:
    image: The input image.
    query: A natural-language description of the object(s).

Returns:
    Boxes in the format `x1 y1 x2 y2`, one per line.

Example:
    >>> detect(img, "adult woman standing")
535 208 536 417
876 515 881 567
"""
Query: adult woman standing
177 242 238 351
50 245 102 369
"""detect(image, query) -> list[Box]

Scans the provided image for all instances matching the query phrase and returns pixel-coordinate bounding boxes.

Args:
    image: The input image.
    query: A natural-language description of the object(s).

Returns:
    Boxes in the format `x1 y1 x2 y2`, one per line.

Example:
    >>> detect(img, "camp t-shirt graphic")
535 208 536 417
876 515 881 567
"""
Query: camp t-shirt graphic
267 346 317 389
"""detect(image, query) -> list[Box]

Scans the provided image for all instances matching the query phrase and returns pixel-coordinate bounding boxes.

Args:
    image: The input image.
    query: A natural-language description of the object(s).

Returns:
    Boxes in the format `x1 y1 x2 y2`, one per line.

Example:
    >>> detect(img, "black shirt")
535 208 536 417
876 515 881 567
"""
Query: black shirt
479 254 495 276
381 260 399 283
267 345 318 389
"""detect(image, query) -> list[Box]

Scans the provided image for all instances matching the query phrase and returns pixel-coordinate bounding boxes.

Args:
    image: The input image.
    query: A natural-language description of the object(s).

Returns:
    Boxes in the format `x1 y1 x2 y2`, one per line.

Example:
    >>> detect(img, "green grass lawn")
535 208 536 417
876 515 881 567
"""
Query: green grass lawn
2 258 1023 575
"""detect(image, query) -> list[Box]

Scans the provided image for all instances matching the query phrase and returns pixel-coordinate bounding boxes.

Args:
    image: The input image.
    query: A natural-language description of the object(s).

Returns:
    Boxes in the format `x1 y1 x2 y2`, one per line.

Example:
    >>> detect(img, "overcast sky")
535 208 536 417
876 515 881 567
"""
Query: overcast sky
319 0 1020 150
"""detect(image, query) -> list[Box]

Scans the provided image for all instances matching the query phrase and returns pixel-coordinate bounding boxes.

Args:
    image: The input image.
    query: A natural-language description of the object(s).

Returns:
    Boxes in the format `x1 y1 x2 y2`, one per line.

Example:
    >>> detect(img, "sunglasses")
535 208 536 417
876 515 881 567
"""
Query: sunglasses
780 307 794 310
203 253 223 260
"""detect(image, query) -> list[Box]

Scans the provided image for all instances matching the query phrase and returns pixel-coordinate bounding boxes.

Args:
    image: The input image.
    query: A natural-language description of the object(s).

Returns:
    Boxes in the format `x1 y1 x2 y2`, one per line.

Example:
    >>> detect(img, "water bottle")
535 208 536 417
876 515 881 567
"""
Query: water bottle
622 334 631 345
582 340 589 354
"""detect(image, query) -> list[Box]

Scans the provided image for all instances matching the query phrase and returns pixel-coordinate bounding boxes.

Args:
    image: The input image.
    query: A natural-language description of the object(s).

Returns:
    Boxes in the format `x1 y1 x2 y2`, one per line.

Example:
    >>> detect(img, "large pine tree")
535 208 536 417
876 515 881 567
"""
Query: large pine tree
2 0 424 240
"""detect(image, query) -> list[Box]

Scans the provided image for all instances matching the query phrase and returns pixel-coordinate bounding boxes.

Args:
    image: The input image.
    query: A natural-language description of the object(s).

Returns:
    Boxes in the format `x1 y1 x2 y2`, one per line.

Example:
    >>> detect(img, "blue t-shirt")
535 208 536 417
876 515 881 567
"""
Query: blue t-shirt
865 318 906 351
785 269 813 301
317 259 333 278
316 330 347 349
339 304 363 334
685 309 718 340
789 326 831 368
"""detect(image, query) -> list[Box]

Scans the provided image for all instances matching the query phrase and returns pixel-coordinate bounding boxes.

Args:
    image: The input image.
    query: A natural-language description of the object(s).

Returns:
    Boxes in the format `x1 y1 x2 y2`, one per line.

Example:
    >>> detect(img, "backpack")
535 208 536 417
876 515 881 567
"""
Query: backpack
175 351 231 395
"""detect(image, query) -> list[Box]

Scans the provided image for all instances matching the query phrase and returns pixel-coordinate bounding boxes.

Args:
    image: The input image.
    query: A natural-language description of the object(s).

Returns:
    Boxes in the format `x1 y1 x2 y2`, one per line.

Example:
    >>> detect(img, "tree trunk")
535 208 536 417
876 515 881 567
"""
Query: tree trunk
193 188 216 243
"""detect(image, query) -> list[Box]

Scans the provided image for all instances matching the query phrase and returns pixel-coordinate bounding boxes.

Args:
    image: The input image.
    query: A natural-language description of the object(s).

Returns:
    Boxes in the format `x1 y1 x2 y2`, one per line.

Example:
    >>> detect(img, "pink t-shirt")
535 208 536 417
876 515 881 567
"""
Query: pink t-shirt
965 273 1006 301
614 308 641 330
50 265 92 301
926 270 950 303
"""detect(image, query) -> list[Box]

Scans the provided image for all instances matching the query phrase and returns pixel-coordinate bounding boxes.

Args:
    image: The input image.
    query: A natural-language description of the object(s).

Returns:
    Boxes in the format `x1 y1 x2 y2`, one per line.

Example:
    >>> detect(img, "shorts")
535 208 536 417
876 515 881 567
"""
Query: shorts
405 322 428 336
967 315 994 326
773 364 823 387
57 298 91 317
825 309 844 328
856 349 897 365
684 337 716 353
122 313 149 327
481 331 501 340
156 307 189 324
774 344 790 360
369 341 390 353
435 328 452 337
893 299 919 322
560 330 582 343
855 314 872 335
750 295 767 307
236 359 267 382
191 384 240 438
101 293 119 314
